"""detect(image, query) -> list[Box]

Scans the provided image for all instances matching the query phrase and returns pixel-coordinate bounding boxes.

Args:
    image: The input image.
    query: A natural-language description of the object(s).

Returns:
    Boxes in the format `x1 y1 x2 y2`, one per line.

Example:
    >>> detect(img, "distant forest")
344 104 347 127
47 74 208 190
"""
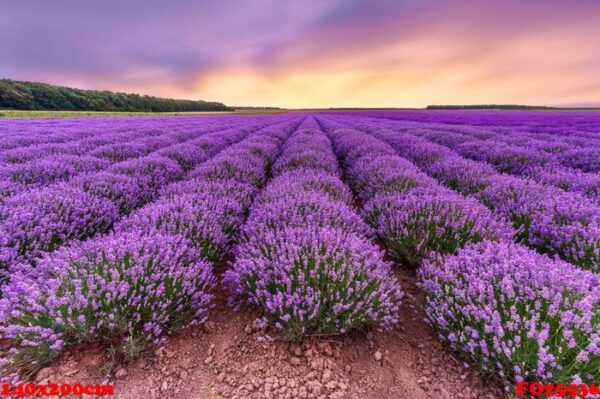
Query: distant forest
426 104 556 110
0 79 231 112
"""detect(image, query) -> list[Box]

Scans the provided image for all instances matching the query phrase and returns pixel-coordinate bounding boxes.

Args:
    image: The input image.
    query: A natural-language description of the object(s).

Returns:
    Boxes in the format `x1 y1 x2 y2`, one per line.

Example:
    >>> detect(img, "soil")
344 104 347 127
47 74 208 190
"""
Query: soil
34 267 506 399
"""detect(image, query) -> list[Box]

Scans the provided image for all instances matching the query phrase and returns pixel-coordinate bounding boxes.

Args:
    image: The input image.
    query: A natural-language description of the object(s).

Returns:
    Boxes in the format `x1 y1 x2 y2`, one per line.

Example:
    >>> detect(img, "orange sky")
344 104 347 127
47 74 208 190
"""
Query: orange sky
2 0 600 108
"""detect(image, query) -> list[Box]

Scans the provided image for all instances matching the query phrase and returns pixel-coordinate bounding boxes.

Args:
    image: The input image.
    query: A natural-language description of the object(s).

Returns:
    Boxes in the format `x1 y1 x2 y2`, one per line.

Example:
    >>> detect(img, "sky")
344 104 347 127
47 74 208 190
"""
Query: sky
2 0 600 108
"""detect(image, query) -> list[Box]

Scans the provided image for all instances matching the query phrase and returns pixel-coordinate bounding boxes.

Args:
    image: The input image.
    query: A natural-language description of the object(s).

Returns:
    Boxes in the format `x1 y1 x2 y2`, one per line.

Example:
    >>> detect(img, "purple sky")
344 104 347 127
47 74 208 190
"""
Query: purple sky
2 0 600 107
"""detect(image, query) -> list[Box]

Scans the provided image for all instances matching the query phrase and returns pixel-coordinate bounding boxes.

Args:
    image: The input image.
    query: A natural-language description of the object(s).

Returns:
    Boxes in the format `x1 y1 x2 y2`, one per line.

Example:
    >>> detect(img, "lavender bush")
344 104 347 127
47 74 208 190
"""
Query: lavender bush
0 155 109 187
156 143 213 172
90 142 151 162
256 169 353 205
348 155 427 201
161 179 258 210
109 155 184 200
558 147 600 173
364 187 515 267
0 231 215 378
0 184 118 277
71 171 145 215
418 240 599 387
226 227 402 340
116 193 243 261
189 152 266 187
271 130 339 175
243 191 373 239
477 175 600 272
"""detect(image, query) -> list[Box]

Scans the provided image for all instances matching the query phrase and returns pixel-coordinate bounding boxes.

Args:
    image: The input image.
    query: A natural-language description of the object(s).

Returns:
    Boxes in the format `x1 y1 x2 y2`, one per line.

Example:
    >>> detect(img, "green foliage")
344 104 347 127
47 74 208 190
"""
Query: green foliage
0 79 231 112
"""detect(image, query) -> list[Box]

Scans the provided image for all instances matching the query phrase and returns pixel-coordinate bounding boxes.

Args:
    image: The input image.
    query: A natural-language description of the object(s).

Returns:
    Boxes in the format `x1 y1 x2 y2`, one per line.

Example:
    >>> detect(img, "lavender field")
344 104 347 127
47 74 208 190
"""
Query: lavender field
0 111 598 397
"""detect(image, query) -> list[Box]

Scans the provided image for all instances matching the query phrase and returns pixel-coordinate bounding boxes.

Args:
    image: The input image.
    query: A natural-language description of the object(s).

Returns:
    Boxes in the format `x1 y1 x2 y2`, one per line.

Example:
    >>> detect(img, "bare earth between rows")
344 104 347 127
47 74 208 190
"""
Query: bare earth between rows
36 263 504 399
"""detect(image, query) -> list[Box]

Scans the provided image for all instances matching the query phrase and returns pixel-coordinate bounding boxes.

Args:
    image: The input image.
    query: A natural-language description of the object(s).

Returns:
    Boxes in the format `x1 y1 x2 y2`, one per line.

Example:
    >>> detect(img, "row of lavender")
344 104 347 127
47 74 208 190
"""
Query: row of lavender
330 115 600 273
397 119 600 200
316 116 598 389
443 123 600 173
354 109 600 139
417 119 599 172
0 115 239 151
0 117 279 283
0 118 301 379
347 117 600 203
317 117 513 265
0 117 254 197
225 117 403 340
355 111 600 178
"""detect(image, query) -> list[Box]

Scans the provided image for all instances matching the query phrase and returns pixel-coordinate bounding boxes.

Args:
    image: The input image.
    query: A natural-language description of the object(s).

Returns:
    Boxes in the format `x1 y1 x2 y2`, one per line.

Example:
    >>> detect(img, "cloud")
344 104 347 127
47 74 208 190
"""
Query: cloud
1 0 600 107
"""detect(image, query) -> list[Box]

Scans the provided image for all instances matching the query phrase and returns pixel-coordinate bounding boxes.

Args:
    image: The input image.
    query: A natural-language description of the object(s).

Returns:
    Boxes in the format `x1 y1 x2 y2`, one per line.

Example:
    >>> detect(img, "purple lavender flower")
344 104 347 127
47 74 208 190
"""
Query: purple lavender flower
70 171 146 215
365 187 515 267
257 168 353 205
418 240 599 387
243 190 373 239
226 227 403 340
0 155 109 187
0 230 215 378
116 193 243 261
0 184 118 275
109 155 184 200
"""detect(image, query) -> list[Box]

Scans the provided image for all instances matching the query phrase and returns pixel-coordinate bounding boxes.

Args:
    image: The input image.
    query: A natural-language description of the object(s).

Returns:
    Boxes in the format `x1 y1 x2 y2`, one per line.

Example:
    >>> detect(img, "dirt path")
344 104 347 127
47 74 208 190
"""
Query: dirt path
36 267 505 399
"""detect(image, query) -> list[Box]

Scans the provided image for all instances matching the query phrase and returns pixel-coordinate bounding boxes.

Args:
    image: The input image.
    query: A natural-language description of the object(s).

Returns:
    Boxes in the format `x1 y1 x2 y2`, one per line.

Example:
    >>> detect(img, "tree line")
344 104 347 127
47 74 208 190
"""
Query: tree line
0 79 231 112
426 104 556 110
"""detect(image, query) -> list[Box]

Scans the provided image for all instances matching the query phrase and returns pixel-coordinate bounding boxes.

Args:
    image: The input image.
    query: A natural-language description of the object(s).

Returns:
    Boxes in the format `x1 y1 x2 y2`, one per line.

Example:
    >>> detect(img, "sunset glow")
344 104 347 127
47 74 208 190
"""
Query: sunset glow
2 0 600 107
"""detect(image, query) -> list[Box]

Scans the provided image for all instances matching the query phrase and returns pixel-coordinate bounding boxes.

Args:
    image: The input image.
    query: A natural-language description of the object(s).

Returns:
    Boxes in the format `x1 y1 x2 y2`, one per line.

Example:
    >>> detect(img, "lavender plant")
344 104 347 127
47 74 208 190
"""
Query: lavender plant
364 187 515 267
0 184 118 277
116 193 243 261
227 121 403 339
418 240 599 388
0 231 215 378
243 190 373 239
477 175 600 272
109 155 184 200
161 179 258 209
256 169 353 205
226 227 402 340
71 171 146 215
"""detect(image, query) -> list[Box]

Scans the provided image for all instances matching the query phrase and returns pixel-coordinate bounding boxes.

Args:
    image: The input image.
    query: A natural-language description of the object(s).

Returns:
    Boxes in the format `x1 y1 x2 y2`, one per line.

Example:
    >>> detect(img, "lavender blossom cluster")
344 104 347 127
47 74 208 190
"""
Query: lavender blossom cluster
0 184 119 281
0 115 301 378
418 240 599 387
0 118 275 279
336 119 599 272
225 118 403 340
318 119 513 267
364 187 514 268
0 231 216 379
